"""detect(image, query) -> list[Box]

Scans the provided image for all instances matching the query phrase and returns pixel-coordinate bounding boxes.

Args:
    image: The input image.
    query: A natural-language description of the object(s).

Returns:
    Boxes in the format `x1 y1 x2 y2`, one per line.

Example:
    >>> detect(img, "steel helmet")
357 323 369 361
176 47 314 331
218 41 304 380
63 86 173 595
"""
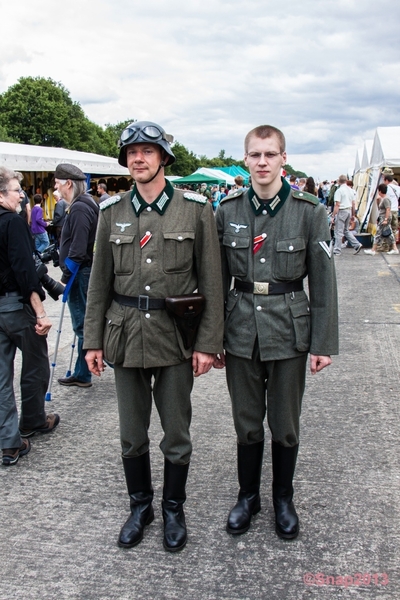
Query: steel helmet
117 121 175 167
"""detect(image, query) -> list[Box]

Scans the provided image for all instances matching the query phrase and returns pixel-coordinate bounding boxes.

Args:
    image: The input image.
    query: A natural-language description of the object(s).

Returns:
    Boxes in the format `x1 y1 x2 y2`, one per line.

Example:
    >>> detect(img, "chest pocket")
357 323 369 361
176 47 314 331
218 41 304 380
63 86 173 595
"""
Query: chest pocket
163 231 195 273
274 237 306 281
110 234 135 275
223 233 250 278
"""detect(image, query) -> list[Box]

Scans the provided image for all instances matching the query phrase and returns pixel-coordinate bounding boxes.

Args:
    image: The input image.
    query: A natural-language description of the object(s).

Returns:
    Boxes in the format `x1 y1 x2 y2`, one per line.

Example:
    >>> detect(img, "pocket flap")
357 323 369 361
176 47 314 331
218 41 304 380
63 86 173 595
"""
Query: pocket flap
109 234 135 245
223 233 250 249
105 307 124 326
163 231 195 242
276 238 306 253
289 302 310 318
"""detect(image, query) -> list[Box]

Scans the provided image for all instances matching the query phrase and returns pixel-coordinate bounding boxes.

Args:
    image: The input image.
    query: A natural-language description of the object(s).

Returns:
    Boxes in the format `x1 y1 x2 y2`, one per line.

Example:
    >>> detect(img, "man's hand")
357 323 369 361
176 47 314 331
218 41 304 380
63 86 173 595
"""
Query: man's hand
192 351 215 377
85 349 106 376
310 354 332 375
213 353 226 369
35 316 52 336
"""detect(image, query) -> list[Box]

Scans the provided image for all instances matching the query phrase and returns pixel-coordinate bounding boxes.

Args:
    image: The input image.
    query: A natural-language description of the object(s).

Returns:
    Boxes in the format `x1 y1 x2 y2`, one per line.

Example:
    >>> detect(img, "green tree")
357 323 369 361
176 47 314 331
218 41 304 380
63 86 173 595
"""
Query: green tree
0 123 16 143
165 141 200 176
284 163 307 178
103 119 136 158
0 76 121 157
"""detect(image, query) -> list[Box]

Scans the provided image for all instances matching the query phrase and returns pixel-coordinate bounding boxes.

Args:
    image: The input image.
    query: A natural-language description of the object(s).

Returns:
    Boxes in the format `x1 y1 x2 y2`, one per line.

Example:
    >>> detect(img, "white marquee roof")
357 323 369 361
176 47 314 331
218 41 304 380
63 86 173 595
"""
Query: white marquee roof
0 142 130 175
370 126 400 168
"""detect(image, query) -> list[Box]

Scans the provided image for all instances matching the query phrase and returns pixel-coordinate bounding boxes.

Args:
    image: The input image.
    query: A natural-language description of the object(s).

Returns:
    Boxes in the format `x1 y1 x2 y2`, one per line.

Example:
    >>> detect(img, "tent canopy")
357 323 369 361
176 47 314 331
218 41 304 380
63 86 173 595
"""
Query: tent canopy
360 140 373 171
171 172 225 185
0 141 130 176
370 126 400 169
194 167 235 185
210 165 250 183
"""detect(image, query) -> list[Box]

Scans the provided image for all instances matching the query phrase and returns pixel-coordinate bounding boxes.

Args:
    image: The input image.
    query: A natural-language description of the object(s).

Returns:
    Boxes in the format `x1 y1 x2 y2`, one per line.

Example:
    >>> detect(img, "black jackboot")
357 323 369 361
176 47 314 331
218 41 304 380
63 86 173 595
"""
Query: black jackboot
118 452 154 548
272 441 299 540
226 440 264 535
162 459 189 552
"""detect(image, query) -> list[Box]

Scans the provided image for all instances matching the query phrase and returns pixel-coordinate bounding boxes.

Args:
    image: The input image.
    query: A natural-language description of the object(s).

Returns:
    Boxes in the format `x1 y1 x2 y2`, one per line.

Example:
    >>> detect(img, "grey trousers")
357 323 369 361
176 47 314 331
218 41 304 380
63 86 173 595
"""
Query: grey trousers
334 209 360 252
226 348 308 448
114 360 194 464
0 304 49 449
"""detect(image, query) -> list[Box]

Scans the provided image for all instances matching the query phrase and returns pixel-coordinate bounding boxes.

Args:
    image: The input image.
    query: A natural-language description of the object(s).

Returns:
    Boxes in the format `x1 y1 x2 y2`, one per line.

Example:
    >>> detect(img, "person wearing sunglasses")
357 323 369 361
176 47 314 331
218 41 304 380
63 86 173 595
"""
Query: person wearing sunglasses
83 121 224 552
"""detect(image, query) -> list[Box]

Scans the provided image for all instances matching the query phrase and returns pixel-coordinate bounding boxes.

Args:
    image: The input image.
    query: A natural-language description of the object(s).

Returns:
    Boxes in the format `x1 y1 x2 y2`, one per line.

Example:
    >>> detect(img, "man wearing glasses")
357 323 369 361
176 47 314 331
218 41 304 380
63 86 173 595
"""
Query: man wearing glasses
83 122 224 552
214 125 338 540
0 167 59 466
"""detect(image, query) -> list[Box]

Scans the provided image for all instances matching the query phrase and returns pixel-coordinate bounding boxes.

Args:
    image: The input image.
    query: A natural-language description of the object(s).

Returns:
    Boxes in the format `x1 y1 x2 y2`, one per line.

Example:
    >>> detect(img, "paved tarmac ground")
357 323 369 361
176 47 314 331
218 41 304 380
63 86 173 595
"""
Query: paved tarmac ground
1 250 400 600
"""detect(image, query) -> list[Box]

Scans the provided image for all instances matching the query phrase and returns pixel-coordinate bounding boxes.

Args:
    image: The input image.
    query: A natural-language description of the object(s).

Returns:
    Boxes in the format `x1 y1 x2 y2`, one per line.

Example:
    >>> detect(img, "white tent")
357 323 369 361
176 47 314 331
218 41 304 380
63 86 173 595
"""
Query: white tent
0 141 129 175
353 147 363 176
370 126 400 169
194 167 235 185
359 127 400 233
355 141 373 220
360 139 373 171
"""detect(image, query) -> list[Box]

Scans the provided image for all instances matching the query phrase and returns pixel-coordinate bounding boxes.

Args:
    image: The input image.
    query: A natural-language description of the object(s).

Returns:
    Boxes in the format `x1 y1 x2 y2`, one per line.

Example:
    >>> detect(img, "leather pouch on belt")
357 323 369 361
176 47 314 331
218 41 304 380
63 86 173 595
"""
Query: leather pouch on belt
165 294 206 350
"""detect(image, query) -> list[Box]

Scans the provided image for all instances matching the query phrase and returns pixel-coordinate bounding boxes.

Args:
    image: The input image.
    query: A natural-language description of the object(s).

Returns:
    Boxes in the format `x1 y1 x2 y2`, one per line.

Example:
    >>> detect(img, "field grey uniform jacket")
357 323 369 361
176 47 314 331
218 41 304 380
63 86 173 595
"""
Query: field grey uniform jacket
83 181 224 368
216 178 339 361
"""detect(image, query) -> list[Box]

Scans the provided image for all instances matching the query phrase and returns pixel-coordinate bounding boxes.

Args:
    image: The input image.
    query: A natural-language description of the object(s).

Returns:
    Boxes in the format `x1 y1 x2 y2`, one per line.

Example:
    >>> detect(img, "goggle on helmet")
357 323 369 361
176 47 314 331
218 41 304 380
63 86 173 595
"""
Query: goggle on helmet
118 121 176 167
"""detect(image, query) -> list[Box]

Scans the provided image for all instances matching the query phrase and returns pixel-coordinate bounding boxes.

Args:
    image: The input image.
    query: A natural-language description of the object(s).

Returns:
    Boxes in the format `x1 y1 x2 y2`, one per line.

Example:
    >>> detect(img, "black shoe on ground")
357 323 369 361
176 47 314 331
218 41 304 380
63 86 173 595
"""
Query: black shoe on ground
354 244 362 255
58 376 92 388
2 439 31 466
20 414 60 438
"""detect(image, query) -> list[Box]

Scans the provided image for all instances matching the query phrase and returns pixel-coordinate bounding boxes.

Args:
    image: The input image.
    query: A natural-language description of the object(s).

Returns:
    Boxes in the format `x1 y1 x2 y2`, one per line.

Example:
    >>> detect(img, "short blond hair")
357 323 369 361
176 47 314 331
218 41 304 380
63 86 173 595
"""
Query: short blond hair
245 125 286 154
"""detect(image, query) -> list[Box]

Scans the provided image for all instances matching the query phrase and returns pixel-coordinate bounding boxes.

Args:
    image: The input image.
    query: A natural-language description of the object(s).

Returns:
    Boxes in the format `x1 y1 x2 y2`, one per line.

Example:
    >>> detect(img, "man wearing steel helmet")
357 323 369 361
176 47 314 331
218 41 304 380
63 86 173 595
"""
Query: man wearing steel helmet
83 121 224 552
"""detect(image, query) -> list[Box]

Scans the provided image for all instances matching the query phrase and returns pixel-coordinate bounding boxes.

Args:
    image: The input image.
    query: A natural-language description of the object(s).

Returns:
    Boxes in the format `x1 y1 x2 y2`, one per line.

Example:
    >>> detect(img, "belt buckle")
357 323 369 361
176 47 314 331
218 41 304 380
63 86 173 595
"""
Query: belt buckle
253 282 269 295
138 295 149 310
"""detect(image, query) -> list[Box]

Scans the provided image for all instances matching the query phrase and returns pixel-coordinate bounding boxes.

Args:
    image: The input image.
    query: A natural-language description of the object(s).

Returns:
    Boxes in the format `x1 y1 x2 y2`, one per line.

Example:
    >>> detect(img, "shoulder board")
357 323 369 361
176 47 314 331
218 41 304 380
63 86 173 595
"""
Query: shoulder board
100 195 122 211
183 192 207 204
221 189 244 203
292 190 319 205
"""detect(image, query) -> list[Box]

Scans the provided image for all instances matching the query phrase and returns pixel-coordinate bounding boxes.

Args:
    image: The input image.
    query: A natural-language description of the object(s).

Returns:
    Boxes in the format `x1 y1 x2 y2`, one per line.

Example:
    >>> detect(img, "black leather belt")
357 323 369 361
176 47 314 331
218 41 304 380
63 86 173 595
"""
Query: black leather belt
234 279 304 295
0 291 20 297
113 292 165 310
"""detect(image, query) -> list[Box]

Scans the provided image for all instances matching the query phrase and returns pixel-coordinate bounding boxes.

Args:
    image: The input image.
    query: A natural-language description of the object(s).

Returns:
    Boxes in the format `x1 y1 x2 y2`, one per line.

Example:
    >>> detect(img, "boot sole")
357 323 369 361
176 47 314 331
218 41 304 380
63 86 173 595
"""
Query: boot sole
226 504 261 535
275 524 299 540
117 512 154 548
163 537 187 552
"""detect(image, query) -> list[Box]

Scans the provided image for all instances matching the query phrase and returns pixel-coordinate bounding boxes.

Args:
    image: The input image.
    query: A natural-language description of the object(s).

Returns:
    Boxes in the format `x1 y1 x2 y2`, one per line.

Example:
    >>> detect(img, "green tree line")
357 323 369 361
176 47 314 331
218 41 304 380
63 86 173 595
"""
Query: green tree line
0 77 307 177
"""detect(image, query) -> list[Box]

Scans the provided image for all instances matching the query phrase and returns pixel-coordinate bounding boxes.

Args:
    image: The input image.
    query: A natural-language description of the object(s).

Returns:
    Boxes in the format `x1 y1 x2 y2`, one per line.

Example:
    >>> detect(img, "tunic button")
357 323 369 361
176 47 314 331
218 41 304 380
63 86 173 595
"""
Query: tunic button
289 245 294 251
146 258 152 264
256 305 262 311
145 285 150 291
146 206 152 212
145 313 150 319
177 236 183 241
260 258 266 263
231 242 236 247
115 238 121 244
262 210 267 215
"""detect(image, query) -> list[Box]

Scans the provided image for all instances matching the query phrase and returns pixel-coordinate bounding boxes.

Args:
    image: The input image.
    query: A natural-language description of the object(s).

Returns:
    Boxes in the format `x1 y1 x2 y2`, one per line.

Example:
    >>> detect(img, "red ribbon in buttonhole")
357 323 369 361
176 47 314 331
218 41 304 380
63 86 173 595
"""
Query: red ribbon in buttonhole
253 233 267 254
140 231 152 249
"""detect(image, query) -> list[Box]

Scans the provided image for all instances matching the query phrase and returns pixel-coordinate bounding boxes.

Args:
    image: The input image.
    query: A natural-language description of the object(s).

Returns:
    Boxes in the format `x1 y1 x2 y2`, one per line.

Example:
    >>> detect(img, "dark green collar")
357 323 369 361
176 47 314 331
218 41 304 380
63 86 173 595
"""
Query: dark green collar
248 177 291 216
131 180 174 216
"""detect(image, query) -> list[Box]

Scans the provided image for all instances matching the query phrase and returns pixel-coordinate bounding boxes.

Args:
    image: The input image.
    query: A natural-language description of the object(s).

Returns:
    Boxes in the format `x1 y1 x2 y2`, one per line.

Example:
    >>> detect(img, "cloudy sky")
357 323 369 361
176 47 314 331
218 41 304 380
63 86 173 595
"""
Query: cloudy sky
2 0 400 179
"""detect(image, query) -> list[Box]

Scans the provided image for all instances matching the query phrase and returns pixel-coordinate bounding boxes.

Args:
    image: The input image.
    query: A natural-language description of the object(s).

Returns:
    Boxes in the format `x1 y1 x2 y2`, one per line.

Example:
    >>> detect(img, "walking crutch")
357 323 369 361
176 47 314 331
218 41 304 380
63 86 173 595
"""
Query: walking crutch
65 334 77 377
45 258 80 401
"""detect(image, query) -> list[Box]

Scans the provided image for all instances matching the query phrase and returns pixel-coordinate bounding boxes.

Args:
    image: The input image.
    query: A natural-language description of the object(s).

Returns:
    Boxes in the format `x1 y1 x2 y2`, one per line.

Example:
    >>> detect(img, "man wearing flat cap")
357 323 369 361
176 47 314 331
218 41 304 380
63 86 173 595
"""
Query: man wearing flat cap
54 164 99 388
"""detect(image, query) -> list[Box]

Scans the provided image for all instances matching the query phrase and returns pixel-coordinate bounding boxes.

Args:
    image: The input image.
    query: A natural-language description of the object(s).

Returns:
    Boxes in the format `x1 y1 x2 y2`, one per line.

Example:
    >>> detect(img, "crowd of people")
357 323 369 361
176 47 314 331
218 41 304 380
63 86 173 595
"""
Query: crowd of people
0 120 398 556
